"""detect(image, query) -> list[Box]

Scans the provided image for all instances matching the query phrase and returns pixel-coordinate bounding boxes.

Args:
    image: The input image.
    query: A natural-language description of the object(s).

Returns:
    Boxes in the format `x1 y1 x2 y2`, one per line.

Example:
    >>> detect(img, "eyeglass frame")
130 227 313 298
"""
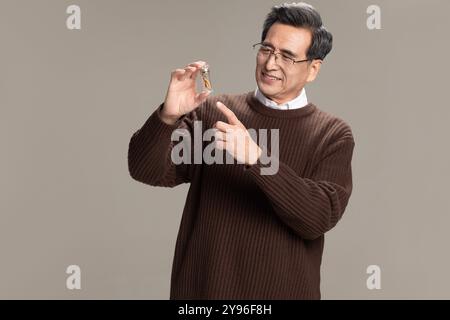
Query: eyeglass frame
252 42 313 66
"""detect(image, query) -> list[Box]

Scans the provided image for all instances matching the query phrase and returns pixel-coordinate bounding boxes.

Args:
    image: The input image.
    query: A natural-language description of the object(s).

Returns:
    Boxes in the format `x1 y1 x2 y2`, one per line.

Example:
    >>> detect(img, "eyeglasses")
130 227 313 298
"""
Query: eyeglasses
252 43 312 67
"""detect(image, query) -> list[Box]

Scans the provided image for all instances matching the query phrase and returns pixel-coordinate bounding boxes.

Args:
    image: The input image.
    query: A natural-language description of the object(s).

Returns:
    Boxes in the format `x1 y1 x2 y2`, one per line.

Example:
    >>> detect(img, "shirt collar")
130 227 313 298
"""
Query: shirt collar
254 87 308 110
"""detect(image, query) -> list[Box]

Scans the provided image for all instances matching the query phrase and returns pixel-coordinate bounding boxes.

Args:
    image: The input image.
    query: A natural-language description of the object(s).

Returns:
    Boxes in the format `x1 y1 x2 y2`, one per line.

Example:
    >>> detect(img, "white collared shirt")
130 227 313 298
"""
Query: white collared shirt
254 87 308 110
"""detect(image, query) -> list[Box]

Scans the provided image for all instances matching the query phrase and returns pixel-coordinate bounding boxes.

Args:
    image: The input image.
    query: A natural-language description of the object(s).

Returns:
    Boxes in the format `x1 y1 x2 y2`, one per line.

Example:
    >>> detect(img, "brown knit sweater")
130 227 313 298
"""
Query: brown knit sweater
128 91 355 300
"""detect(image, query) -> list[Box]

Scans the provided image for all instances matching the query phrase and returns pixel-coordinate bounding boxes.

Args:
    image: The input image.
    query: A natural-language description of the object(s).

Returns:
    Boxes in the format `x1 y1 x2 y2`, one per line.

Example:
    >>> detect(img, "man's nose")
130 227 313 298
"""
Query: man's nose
265 52 279 70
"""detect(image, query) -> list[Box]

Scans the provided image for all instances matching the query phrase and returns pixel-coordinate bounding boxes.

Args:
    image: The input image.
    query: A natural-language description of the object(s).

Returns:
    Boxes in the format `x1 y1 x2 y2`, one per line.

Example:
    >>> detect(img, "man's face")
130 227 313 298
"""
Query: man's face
255 23 321 105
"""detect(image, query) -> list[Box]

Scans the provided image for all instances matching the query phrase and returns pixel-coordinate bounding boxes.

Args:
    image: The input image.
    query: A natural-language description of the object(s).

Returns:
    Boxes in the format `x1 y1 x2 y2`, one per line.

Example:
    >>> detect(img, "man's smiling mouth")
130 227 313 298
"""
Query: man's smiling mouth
262 71 282 81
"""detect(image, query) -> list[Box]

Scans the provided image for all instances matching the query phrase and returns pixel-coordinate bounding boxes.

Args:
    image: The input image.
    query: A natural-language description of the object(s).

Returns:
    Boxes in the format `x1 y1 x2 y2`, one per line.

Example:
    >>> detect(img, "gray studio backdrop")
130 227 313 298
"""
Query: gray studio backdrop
1 0 449 299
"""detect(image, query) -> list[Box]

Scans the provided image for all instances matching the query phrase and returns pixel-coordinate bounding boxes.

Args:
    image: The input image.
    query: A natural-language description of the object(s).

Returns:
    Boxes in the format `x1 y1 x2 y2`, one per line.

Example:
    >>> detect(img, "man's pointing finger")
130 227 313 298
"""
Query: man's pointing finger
216 101 244 127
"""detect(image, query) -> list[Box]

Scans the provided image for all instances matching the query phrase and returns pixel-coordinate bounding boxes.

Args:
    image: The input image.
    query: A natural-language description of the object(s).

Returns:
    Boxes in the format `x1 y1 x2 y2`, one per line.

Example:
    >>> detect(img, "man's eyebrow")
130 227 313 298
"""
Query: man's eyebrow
262 42 297 58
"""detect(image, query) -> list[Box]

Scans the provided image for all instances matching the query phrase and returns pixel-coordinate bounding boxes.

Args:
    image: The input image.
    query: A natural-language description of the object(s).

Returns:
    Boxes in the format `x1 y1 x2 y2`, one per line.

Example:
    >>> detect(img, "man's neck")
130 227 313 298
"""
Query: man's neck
255 88 308 110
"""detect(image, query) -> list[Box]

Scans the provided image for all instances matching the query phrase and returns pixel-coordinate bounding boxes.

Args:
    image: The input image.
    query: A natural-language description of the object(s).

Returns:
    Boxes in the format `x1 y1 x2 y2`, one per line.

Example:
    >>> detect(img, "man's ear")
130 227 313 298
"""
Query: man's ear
306 59 323 83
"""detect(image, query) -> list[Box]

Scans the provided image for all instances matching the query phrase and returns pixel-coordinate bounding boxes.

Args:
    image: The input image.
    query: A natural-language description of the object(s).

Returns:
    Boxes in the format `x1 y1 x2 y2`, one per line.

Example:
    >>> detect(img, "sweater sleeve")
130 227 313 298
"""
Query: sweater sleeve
244 134 355 240
128 103 201 188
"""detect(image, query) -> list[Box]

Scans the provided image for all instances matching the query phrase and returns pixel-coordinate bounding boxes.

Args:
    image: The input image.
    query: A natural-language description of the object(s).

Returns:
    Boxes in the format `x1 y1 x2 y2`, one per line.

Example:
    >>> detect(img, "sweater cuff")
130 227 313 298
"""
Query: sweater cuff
243 151 280 178
140 103 184 142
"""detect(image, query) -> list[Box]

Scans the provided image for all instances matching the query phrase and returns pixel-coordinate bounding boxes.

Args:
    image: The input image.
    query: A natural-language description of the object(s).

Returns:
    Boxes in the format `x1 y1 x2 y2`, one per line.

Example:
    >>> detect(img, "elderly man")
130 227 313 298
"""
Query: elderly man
128 2 355 299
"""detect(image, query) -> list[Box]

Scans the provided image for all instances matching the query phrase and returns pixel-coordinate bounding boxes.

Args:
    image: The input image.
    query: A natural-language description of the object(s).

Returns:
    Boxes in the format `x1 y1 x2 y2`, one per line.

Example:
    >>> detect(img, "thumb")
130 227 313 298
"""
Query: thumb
194 91 211 105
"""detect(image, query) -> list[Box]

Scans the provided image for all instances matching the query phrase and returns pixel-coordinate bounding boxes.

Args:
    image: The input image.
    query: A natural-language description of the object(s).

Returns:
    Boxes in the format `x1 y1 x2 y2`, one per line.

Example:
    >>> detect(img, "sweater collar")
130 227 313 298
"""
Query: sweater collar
247 91 316 119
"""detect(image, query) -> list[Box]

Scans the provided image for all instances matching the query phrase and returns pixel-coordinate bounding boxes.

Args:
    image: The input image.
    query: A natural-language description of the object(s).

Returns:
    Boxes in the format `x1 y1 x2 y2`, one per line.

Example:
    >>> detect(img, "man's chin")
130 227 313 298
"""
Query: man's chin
257 85 277 99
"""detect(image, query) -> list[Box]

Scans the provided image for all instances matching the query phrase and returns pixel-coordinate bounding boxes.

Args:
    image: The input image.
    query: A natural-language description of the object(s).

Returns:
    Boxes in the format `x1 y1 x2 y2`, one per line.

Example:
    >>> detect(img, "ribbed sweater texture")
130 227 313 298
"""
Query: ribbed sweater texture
128 91 355 299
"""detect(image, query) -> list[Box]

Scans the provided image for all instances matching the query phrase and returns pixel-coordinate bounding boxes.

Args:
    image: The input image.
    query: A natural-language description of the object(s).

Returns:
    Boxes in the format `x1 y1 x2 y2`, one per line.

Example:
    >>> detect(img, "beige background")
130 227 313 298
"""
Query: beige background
1 0 449 299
